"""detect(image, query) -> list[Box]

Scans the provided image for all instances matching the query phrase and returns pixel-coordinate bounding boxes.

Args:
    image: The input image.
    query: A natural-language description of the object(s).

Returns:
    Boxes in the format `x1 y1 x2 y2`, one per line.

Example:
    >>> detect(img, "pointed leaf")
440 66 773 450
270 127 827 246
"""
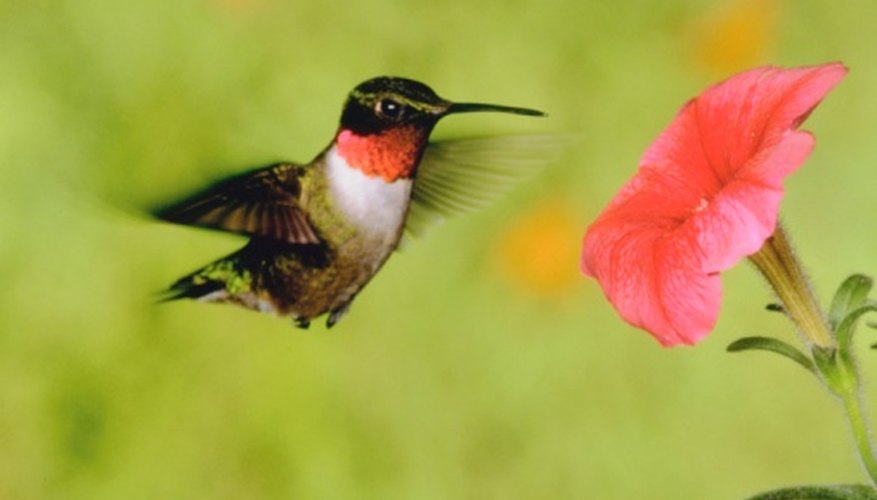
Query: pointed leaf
765 303 785 313
727 336 816 374
829 274 873 330
837 303 877 350
747 484 877 499
811 345 847 393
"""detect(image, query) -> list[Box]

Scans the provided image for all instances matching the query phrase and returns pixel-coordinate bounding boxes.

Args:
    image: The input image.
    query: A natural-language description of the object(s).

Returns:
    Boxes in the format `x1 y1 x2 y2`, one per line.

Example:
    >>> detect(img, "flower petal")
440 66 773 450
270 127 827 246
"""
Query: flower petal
582 216 720 346
581 63 847 346
695 131 814 271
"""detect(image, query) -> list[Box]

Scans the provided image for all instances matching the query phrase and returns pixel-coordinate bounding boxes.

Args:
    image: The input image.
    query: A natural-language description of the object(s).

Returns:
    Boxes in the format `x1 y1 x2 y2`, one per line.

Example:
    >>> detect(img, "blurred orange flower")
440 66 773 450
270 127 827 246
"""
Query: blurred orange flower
493 199 582 297
691 0 779 75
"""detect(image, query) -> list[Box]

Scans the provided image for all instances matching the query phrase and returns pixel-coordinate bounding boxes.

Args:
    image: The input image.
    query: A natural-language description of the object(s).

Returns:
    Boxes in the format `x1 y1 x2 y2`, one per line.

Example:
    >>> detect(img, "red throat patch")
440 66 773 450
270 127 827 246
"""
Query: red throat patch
335 127 424 181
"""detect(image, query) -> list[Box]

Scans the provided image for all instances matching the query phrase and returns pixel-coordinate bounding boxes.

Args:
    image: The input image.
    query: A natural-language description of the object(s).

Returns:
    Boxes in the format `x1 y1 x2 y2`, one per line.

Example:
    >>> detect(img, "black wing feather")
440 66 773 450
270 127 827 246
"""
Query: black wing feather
154 163 320 244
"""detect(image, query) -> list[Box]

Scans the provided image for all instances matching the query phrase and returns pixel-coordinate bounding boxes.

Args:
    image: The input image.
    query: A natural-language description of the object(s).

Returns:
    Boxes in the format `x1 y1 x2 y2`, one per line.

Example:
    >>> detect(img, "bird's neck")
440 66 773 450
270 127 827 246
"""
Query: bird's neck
324 145 413 241
333 126 428 182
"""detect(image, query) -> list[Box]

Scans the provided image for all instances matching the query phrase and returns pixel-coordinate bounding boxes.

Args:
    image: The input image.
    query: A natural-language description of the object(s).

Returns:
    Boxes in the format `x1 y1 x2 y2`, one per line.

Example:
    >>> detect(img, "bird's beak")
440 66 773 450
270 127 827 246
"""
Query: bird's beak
445 102 546 117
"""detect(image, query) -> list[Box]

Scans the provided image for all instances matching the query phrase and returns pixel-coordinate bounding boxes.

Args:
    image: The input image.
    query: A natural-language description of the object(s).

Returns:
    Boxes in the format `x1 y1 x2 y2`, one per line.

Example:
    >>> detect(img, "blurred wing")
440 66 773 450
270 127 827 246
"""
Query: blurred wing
406 134 569 238
153 163 320 244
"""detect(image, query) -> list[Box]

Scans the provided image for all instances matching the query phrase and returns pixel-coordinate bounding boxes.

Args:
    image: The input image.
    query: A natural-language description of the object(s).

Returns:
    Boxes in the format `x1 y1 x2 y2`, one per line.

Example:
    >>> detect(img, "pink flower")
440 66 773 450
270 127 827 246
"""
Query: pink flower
581 63 847 346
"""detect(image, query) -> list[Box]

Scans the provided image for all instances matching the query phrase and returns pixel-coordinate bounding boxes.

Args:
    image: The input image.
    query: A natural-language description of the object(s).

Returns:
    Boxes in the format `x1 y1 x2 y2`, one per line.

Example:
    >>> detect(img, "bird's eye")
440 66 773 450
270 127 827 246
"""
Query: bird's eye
376 98 404 120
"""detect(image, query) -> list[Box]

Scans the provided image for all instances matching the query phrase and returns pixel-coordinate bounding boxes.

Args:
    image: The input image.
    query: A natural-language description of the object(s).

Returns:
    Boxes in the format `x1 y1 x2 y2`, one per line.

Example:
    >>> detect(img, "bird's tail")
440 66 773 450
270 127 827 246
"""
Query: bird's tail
158 256 249 303
159 273 226 302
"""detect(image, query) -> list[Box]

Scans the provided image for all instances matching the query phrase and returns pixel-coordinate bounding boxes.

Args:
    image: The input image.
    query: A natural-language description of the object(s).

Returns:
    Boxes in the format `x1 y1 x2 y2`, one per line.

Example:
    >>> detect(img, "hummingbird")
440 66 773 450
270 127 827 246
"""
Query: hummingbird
155 76 559 328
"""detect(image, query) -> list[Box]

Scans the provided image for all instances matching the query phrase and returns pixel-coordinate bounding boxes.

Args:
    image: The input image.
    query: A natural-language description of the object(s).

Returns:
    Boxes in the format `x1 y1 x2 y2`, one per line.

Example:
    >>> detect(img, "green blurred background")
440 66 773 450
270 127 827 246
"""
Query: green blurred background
2 0 876 498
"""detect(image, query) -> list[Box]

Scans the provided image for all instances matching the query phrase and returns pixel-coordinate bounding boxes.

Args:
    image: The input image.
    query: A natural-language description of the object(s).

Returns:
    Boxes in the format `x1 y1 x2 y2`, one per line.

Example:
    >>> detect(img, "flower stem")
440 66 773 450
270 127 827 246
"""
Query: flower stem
750 224 877 487
748 223 835 347
840 388 877 488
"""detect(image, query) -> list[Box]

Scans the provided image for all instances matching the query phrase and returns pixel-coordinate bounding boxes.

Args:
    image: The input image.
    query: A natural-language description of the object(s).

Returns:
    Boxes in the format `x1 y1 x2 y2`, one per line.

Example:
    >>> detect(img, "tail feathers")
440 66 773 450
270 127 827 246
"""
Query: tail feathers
158 251 254 304
158 272 228 303
158 264 228 302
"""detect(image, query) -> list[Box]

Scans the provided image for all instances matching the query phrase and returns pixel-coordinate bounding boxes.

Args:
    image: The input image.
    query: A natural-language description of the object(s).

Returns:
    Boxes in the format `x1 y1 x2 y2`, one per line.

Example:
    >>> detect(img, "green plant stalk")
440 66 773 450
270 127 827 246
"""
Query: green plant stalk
748 224 835 348
840 387 877 488
750 224 877 488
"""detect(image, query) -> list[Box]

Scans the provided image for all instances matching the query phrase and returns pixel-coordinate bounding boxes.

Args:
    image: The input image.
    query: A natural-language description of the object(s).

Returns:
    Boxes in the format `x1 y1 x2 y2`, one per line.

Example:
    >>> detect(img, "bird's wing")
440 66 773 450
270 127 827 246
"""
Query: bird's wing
153 162 320 244
405 134 569 238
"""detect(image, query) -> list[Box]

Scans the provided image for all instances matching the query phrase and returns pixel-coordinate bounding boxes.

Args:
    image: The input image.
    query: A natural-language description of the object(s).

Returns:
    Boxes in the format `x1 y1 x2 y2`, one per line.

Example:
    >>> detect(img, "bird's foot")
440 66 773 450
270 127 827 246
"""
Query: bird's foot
326 304 351 328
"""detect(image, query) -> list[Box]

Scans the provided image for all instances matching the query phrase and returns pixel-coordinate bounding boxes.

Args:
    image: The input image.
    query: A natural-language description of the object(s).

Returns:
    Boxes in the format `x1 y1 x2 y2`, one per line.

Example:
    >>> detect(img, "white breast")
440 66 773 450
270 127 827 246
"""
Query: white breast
326 146 412 241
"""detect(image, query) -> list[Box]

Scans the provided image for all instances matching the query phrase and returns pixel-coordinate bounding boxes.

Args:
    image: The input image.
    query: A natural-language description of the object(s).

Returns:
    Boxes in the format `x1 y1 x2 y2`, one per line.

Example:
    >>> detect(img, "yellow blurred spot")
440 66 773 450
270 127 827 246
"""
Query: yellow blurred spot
492 199 582 298
692 0 779 75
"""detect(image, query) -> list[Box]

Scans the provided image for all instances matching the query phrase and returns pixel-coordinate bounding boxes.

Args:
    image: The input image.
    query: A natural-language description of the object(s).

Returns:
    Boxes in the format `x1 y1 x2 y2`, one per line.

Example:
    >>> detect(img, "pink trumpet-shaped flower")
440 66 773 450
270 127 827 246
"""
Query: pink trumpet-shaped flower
581 63 847 346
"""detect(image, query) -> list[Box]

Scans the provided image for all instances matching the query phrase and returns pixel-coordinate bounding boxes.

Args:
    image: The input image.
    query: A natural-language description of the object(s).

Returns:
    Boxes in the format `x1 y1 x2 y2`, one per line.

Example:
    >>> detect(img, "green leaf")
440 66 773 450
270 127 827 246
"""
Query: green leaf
811 345 854 395
727 336 816 374
765 303 785 313
812 345 838 375
830 274 873 330
836 303 877 351
747 484 877 499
